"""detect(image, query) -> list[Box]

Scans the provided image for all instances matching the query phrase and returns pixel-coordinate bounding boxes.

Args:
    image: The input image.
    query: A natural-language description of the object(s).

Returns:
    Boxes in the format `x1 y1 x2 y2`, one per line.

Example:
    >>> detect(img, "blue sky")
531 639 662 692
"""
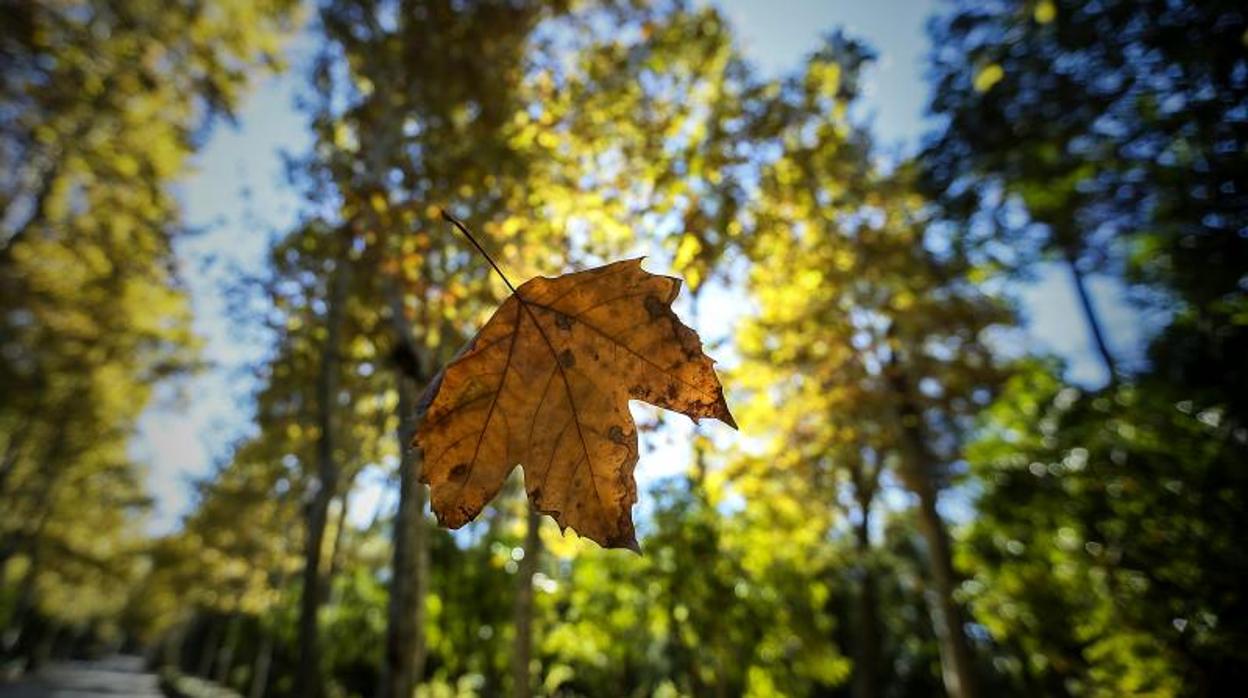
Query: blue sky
136 0 1144 534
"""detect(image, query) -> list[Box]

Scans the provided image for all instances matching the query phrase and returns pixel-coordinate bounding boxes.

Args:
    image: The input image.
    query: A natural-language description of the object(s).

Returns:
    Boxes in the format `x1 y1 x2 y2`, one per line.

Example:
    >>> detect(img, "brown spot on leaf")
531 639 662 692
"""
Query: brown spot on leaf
559 349 576 367
644 294 666 321
555 312 573 330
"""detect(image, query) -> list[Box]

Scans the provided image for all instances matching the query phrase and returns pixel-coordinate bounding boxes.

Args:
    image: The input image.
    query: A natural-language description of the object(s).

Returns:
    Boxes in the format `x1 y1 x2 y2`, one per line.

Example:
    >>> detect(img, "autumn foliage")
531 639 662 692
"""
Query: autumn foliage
2 1 1245 697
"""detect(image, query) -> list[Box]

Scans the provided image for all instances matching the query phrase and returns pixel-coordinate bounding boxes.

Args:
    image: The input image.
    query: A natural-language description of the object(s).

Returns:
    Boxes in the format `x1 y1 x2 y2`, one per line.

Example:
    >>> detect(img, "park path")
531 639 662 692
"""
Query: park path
0 655 162 697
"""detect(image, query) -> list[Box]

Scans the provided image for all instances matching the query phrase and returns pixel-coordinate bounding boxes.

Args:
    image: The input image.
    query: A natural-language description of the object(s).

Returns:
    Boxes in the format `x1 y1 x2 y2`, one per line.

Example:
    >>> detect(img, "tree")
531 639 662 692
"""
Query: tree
140 441 302 692
925 2 1248 693
963 360 1248 695
291 1 767 694
241 215 392 696
738 34 1012 698
924 0 1248 385
292 0 580 690
0 0 296 666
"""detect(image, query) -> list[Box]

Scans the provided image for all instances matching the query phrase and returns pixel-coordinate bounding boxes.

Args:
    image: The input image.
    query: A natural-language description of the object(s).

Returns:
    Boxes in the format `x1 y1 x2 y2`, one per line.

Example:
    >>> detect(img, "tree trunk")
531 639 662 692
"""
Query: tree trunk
326 468 361 596
907 463 978 698
161 618 190 672
1064 250 1118 383
5 428 68 668
381 371 429 698
249 568 288 698
295 254 351 698
5 560 43 668
512 503 542 698
380 280 429 698
852 509 882 698
213 614 242 685
0 412 33 497
885 346 978 698
196 617 223 678
249 630 275 698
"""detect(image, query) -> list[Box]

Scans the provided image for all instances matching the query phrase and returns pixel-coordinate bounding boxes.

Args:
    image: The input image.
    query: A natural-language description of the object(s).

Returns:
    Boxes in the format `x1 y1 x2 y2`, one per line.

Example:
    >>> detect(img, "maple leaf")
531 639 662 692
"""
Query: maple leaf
414 221 736 551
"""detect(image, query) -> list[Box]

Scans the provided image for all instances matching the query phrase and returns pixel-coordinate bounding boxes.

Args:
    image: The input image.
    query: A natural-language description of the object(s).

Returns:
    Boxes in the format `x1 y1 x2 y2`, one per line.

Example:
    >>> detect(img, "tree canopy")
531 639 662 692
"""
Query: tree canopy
2 1 1244 697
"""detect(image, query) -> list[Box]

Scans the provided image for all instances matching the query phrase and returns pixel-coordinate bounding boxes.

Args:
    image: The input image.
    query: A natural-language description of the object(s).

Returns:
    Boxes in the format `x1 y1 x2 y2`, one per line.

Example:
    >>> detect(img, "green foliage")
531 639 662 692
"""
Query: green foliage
0 0 297 660
925 0 1248 391
927 0 1243 261
963 361 1248 694
3 2 1244 697
927 1 1248 694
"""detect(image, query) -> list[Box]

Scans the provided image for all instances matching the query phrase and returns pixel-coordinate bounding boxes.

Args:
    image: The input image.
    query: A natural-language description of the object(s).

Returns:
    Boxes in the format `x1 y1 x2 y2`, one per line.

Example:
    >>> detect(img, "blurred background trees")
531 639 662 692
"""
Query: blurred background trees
0 0 297 667
1 0 1244 696
926 0 1248 693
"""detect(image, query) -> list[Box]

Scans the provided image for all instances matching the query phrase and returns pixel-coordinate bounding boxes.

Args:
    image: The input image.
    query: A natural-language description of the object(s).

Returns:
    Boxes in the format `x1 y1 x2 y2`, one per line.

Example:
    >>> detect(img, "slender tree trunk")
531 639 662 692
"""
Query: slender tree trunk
381 279 428 698
213 614 242 685
295 254 351 698
381 371 428 698
886 347 978 698
1064 250 1118 383
852 508 882 698
32 620 58 667
196 617 223 678
0 540 14 592
5 559 42 667
0 412 40 630
5 426 69 668
512 503 542 698
249 566 289 698
907 463 978 698
249 631 275 698
161 618 190 672
326 468 361 595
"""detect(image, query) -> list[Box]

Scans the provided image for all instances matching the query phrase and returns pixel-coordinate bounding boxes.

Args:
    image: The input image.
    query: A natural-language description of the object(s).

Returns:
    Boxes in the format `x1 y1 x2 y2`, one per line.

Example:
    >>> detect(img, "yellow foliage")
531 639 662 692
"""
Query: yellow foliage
1034 0 1057 24
974 63 1006 93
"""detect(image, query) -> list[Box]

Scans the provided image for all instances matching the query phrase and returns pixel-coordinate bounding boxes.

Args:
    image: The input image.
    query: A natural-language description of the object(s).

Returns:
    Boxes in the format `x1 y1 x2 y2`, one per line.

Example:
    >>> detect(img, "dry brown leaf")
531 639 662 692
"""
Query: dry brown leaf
414 258 736 550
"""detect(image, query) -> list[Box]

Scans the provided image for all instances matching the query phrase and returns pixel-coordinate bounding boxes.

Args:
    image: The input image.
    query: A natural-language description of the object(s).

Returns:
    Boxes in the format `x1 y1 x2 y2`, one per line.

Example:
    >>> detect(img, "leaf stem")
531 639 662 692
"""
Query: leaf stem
441 209 518 295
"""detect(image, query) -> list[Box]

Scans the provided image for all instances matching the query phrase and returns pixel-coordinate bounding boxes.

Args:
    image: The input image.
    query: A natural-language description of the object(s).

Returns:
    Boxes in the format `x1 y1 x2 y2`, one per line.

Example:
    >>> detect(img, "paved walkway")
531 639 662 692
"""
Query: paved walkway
0 655 161 697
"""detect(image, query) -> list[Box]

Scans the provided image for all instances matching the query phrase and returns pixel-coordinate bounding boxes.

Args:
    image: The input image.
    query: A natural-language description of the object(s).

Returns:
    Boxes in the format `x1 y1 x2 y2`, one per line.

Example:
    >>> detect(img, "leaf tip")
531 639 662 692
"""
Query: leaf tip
605 530 642 554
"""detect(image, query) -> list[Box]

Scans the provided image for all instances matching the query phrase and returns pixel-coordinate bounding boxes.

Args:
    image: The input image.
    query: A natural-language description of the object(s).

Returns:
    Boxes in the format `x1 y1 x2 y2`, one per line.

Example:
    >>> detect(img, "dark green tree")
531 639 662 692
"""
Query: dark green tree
924 0 1247 386
964 360 1248 695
